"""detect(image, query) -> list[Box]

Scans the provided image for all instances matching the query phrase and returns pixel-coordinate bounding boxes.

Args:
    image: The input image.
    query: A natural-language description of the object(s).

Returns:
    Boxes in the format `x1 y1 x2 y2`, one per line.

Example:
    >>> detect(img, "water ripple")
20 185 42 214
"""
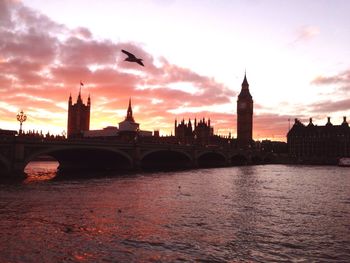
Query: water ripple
0 164 349 262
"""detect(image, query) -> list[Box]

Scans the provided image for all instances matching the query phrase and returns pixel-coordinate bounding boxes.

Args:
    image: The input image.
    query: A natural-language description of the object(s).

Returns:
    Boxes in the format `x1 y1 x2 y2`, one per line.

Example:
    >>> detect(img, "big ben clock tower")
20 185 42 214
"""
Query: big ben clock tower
237 73 253 148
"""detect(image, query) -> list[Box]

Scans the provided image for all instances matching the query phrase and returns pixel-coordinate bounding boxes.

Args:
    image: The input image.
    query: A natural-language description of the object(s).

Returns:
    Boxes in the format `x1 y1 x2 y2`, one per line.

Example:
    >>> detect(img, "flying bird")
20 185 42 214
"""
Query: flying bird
121 49 144 66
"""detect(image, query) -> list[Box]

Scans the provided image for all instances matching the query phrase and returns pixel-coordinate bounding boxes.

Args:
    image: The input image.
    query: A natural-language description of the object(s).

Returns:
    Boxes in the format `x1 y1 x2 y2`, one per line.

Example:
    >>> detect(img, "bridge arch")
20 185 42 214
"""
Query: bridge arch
141 149 192 170
197 151 227 167
24 146 133 173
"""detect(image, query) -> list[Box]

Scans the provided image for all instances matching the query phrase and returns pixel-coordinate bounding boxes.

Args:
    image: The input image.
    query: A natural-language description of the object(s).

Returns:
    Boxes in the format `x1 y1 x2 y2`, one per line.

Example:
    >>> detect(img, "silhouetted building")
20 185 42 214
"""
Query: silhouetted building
67 90 90 138
193 118 213 145
84 126 118 138
260 139 287 154
287 117 350 164
237 73 253 148
81 99 152 140
153 130 160 137
175 118 214 145
175 118 194 144
118 99 152 140
0 129 17 137
119 98 140 133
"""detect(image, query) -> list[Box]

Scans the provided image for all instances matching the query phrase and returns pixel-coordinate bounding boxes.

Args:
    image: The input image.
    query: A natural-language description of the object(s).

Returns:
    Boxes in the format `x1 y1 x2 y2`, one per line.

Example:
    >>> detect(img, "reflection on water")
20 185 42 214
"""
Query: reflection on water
1 163 350 262
24 161 58 182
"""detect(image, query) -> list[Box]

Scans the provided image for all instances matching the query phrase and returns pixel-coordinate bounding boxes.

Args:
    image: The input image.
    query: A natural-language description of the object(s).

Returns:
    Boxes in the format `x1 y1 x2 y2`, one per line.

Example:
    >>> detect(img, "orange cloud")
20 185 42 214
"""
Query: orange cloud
0 0 289 141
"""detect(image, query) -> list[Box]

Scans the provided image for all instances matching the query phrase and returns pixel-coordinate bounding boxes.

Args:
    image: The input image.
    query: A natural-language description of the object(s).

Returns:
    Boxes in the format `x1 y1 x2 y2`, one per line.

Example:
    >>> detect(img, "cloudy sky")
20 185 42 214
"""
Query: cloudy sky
1 0 349 141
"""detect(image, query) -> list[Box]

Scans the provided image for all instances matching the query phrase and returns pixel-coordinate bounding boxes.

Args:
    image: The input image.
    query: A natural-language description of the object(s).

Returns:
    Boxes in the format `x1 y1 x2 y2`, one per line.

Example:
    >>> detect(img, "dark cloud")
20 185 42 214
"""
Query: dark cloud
1 28 58 64
0 0 13 28
60 37 117 66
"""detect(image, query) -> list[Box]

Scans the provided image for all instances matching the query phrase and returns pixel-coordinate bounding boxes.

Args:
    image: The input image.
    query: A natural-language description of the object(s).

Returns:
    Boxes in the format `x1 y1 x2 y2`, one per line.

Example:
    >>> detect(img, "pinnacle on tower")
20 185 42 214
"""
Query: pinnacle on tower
238 72 252 100
87 95 91 107
126 98 135 122
242 71 249 88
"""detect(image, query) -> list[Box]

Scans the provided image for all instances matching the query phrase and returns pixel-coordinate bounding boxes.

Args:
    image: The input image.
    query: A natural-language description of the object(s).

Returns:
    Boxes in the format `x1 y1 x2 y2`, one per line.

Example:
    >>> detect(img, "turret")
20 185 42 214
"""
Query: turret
308 117 314 127
326 116 332 126
342 116 348 127
188 118 192 130
87 94 91 107
77 86 83 104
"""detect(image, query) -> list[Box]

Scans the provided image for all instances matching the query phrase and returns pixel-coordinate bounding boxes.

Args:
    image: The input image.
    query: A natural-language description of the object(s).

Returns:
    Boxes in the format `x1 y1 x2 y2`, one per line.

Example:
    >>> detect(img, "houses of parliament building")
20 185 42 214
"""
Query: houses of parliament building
66 74 254 149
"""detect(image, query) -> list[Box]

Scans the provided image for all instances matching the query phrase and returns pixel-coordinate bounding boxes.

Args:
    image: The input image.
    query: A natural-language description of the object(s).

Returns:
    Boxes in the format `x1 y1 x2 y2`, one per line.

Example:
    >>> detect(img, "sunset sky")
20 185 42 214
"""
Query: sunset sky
1 0 349 141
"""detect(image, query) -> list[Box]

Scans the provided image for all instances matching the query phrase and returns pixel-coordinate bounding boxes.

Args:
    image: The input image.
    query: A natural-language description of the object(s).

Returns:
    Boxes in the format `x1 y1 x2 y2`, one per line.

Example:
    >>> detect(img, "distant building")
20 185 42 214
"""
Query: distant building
153 130 160 137
118 99 152 139
83 126 118 138
0 129 17 137
175 119 194 144
237 73 253 148
119 98 140 133
259 139 287 154
67 90 90 138
287 117 350 163
174 118 214 145
82 98 152 140
193 118 213 145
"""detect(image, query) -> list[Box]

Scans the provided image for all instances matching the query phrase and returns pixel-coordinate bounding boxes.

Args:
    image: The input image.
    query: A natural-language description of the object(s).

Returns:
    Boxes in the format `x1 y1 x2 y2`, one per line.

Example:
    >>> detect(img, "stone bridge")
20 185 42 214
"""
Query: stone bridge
0 137 275 179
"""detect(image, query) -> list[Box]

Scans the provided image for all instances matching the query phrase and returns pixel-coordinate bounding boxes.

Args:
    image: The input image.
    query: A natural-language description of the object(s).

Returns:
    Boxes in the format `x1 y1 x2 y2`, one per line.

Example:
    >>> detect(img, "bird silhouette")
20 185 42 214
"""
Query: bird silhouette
121 49 144 66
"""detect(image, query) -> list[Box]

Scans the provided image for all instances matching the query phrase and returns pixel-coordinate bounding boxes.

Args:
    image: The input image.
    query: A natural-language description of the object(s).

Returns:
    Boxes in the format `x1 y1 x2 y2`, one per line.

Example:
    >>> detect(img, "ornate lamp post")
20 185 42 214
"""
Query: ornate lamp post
16 110 27 134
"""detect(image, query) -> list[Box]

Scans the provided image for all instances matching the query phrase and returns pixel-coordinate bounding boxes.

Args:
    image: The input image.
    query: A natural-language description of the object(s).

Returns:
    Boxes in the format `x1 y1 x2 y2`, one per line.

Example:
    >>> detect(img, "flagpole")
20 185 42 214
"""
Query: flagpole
80 80 84 95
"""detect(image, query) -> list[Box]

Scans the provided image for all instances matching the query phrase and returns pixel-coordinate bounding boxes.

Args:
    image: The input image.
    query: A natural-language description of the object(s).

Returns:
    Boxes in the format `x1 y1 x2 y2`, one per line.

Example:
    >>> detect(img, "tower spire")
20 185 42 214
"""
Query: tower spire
238 72 252 99
242 71 249 89
126 98 135 122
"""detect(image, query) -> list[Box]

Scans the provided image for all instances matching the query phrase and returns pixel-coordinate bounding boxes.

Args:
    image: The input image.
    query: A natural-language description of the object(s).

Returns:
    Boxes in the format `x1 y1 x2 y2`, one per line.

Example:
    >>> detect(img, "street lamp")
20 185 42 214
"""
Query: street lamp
16 110 27 134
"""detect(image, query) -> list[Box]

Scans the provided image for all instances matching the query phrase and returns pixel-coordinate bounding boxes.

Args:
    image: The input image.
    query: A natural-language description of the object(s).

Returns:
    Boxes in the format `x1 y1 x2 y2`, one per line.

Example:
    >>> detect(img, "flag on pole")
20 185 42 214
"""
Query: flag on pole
80 81 84 86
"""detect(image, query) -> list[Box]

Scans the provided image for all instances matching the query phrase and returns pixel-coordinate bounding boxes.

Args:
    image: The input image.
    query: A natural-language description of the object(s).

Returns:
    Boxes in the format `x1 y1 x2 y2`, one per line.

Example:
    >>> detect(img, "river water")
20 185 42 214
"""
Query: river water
0 163 349 262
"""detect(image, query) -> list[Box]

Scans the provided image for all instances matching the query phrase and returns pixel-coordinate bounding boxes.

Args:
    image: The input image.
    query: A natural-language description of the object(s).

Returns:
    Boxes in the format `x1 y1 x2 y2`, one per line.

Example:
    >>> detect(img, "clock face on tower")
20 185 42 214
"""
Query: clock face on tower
238 102 247 110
